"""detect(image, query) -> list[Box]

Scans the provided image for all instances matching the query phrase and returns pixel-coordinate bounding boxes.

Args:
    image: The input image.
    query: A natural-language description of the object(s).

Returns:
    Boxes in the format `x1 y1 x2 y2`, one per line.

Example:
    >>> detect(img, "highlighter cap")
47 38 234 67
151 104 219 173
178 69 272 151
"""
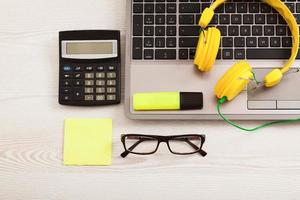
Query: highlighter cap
180 92 203 110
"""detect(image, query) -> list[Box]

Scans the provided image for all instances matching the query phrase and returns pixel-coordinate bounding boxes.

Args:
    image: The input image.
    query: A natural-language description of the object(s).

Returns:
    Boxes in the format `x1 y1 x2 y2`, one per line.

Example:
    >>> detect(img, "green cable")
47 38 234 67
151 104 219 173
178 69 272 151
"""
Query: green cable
217 96 300 132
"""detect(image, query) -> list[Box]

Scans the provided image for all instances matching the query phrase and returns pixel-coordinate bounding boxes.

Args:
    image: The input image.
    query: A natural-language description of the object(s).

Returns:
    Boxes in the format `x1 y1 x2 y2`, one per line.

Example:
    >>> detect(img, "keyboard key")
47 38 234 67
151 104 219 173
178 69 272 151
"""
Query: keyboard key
144 26 154 36
155 49 176 59
133 15 143 36
179 37 198 47
144 37 154 47
179 3 200 13
240 26 251 36
156 3 165 13
234 37 245 47
258 37 269 47
167 15 176 24
222 37 233 47
179 15 194 24
270 37 281 47
167 3 177 13
144 49 154 59
276 26 287 36
252 26 263 36
179 26 199 36
132 37 143 59
145 4 154 13
231 14 242 24
261 4 271 13
133 4 143 13
249 3 259 13
247 49 292 59
234 49 245 59
155 26 165 36
166 38 176 47
267 14 277 24
225 3 235 13
155 15 165 24
217 26 227 36
166 26 176 36
255 14 265 24
246 37 257 47
144 15 154 25
155 37 165 47
222 49 233 59
228 26 239 36
179 49 189 59
237 3 247 13
243 15 253 24
264 26 274 36
282 37 292 47
219 14 230 24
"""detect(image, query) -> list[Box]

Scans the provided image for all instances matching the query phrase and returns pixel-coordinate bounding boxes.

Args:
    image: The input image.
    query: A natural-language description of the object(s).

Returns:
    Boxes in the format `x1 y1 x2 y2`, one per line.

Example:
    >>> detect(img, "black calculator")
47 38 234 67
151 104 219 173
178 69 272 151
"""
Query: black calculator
59 30 121 106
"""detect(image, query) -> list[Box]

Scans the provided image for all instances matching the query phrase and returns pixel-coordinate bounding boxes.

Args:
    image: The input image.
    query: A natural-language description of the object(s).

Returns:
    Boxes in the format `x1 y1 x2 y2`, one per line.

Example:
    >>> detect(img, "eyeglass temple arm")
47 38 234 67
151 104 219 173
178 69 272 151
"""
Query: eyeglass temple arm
121 138 155 158
181 138 207 157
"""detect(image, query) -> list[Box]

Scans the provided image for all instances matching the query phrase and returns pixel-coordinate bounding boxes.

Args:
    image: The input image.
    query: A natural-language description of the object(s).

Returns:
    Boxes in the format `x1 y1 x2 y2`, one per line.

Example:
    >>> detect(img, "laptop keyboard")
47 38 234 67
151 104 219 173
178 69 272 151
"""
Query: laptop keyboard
131 0 300 60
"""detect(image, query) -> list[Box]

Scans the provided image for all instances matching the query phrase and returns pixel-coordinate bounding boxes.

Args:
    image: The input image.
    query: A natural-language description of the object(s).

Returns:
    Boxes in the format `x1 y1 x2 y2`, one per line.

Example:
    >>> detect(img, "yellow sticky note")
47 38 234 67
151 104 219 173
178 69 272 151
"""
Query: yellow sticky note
63 118 112 166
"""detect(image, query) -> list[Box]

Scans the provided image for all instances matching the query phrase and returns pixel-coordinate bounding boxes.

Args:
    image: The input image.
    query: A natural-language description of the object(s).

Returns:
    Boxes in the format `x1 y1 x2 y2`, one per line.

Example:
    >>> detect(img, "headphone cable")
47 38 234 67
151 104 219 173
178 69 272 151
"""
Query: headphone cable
217 96 300 132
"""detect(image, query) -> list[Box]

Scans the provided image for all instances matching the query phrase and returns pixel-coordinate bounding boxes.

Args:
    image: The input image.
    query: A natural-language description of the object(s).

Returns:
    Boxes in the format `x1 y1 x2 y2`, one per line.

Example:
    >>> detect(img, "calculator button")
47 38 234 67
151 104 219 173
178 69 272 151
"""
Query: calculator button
108 65 116 71
96 73 105 78
62 95 71 101
107 80 116 86
96 66 105 71
63 73 72 79
96 80 105 86
107 72 116 79
63 66 72 72
85 66 93 71
85 73 94 79
74 73 83 79
63 80 71 86
85 80 94 86
96 87 106 93
74 80 84 86
84 87 94 94
107 87 116 93
84 95 94 101
73 88 84 100
62 88 71 94
74 66 83 71
96 95 106 101
107 94 116 101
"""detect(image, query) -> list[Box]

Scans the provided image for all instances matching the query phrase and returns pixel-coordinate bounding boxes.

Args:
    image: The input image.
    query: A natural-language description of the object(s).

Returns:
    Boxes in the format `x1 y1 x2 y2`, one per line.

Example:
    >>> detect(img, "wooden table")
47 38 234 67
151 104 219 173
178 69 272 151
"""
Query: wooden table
1 0 300 199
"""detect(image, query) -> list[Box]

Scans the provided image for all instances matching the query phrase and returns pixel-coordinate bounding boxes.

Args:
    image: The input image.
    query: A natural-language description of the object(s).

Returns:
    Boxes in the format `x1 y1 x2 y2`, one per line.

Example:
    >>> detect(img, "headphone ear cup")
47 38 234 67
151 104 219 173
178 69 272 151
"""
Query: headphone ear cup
194 27 221 72
215 61 253 101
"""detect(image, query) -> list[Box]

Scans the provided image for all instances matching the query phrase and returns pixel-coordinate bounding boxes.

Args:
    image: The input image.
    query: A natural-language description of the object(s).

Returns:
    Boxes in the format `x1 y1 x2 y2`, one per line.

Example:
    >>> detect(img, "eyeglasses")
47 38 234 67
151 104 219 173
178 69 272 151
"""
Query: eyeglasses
121 134 207 158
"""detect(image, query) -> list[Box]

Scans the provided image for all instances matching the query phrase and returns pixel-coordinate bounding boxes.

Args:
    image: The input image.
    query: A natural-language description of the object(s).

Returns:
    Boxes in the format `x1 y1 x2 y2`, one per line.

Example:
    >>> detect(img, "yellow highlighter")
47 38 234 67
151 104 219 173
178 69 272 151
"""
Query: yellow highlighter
133 92 203 111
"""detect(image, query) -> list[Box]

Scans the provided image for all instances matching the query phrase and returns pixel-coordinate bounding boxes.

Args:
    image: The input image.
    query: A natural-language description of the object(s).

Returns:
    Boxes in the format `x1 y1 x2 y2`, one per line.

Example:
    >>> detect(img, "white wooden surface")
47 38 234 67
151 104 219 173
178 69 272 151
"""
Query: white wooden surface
1 0 300 199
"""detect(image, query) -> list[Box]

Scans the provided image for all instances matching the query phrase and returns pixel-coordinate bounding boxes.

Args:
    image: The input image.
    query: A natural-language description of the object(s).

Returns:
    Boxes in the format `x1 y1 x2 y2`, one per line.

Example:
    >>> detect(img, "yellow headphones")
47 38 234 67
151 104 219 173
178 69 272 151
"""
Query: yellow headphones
194 0 299 101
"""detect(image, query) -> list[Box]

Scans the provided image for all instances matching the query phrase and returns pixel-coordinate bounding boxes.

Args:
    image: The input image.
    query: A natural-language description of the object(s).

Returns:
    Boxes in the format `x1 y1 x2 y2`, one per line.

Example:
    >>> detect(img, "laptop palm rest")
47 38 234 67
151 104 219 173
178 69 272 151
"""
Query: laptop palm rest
248 68 300 110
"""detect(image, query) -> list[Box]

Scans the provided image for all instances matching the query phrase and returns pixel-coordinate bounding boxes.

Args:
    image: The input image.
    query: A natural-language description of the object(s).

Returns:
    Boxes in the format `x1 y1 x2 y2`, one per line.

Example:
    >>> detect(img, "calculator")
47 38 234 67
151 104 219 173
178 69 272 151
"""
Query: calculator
59 30 121 106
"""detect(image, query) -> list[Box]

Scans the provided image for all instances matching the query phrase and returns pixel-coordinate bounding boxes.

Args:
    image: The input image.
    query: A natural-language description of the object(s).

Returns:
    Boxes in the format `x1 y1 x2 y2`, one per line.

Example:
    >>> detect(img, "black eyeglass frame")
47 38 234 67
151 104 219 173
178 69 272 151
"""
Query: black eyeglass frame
121 134 207 158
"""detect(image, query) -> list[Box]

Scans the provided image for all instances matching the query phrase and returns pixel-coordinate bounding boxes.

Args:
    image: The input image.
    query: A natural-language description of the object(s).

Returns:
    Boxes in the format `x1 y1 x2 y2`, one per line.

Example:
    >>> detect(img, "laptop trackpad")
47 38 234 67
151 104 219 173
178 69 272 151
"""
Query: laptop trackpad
247 68 300 110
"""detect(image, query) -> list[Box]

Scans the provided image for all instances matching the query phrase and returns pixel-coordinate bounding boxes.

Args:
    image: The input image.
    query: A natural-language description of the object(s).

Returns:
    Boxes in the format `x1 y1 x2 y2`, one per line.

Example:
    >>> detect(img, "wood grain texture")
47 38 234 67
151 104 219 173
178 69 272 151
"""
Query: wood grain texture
1 0 300 199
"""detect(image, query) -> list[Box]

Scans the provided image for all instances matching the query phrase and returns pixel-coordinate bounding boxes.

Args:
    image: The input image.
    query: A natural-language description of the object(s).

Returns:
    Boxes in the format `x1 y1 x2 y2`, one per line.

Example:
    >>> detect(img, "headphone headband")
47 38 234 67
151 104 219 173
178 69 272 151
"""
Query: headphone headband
199 0 299 87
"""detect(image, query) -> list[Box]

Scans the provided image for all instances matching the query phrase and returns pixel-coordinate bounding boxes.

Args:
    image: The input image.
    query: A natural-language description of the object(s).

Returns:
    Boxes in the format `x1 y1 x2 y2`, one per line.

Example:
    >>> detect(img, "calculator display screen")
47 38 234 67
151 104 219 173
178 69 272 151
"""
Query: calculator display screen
66 42 113 55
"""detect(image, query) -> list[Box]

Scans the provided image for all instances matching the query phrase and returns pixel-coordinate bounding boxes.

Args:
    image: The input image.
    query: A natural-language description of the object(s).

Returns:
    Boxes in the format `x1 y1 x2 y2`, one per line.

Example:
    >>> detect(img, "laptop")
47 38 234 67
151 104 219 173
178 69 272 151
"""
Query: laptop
125 0 300 120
